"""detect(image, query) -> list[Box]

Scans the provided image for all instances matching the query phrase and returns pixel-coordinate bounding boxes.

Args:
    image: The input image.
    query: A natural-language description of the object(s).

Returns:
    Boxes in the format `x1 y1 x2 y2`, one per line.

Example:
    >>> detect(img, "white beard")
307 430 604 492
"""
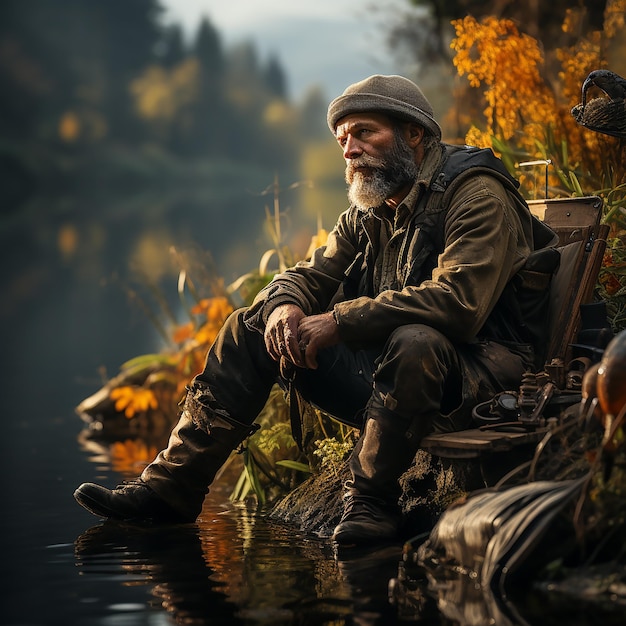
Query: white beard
347 169 395 210
344 135 418 210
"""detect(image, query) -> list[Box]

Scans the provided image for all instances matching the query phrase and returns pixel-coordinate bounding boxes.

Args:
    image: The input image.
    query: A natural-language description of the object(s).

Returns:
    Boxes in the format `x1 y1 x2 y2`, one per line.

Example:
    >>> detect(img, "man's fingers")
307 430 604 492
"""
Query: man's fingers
265 324 304 367
283 326 304 365
264 328 281 361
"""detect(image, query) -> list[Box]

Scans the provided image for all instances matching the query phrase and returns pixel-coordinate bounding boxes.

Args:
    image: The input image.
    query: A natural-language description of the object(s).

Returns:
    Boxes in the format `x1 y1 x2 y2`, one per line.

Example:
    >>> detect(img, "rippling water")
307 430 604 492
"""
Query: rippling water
5 413 624 626
2 406 408 625
72 497 405 625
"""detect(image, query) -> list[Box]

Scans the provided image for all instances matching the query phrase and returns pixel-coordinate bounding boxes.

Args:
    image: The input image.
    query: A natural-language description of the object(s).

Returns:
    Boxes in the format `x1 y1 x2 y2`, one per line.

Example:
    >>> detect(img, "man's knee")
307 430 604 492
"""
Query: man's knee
383 324 456 370
372 324 460 418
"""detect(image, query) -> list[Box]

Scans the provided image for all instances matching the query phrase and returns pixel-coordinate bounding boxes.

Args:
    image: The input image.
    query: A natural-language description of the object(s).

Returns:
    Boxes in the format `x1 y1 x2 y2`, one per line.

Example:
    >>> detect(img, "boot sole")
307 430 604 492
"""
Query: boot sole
73 486 193 524
73 487 128 520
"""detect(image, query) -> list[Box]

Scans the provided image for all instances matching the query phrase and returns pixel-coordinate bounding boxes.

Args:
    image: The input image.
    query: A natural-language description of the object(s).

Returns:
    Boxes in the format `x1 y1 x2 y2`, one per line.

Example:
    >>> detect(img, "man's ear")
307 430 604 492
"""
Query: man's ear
407 123 425 148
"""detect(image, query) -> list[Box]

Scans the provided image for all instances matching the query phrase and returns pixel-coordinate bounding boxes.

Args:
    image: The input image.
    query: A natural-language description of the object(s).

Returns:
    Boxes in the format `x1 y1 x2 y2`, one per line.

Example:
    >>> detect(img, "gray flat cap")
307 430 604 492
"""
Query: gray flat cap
327 74 442 140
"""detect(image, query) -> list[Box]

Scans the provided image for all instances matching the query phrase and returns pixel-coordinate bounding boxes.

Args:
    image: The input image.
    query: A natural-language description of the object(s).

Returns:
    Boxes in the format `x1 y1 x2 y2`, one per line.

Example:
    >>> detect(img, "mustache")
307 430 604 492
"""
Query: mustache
345 154 387 179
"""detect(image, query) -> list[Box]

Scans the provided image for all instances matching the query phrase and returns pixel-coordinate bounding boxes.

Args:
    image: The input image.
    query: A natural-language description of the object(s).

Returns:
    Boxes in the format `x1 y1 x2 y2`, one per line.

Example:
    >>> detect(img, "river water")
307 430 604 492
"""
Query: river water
2 410 406 625
0 352 408 626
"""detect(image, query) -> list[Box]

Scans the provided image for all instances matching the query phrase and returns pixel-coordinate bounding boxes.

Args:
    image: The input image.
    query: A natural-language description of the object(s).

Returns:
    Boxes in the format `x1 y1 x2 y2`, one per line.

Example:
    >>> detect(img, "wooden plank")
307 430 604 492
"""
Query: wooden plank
556 225 609 364
528 196 602 225
420 428 547 459
528 196 603 246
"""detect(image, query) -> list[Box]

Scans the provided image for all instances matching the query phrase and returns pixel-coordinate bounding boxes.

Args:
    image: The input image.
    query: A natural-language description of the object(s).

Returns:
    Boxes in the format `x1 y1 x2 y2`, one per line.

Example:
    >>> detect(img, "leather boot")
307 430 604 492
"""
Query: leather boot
74 382 258 523
332 399 425 547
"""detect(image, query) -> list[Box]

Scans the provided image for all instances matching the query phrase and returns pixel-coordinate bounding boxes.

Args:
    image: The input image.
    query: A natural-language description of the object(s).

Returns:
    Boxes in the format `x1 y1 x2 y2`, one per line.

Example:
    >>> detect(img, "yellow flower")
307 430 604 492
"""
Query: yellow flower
110 385 158 419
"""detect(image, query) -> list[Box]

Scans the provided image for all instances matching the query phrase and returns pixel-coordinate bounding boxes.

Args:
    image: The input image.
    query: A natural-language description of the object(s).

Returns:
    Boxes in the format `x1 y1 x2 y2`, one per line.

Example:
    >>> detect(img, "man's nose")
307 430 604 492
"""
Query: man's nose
343 136 363 159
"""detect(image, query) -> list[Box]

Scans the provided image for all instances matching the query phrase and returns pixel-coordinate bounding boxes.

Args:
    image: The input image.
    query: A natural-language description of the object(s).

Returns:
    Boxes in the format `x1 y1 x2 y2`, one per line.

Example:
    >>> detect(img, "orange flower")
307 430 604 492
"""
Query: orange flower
190 298 212 316
206 296 233 323
172 321 195 344
194 322 220 346
110 439 159 474
189 297 234 347
110 385 158 419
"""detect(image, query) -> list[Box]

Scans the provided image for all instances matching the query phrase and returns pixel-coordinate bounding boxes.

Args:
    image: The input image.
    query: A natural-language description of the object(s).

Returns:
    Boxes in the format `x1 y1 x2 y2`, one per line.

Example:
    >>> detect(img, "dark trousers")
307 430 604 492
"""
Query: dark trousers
194 308 531 436
143 307 533 514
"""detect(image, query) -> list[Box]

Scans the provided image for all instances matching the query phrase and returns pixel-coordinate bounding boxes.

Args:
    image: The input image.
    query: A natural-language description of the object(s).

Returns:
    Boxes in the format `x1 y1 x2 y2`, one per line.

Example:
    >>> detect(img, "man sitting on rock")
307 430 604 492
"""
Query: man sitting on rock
75 74 557 547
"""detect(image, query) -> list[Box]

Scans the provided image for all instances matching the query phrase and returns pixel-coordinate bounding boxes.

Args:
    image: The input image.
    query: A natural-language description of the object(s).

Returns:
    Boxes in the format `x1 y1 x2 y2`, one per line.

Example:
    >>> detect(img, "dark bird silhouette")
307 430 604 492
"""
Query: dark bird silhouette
581 69 626 109
572 69 626 138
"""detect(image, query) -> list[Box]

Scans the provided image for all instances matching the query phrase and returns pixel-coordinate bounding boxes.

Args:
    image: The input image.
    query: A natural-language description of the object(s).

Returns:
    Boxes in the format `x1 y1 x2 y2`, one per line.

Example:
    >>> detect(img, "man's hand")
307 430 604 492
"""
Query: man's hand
264 304 306 368
297 311 341 369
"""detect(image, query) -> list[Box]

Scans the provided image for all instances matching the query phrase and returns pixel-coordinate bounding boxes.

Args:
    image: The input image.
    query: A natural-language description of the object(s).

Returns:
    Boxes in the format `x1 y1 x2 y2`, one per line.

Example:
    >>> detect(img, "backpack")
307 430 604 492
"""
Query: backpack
420 144 560 367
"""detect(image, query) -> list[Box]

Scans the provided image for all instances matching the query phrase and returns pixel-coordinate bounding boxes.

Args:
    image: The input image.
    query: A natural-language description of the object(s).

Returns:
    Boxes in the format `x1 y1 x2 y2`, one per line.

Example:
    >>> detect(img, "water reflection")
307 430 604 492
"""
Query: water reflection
71 383 621 625
69 386 626 624
390 557 532 626
70 418 525 625
77 420 171 478
75 521 241 625
73 398 411 623
73 495 408 625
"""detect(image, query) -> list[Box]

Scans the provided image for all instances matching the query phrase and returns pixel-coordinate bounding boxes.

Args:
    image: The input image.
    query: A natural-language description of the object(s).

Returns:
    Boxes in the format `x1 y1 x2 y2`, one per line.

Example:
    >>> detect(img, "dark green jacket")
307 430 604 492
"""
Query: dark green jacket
245 142 558 355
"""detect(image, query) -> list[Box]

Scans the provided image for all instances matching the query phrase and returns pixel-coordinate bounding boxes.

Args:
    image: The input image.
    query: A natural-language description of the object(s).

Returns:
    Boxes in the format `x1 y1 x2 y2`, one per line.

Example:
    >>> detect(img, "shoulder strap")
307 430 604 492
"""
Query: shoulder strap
429 144 521 199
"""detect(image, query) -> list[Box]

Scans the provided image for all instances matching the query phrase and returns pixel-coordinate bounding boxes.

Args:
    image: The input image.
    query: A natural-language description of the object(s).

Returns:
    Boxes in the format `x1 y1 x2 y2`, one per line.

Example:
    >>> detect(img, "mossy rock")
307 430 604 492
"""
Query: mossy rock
269 450 487 539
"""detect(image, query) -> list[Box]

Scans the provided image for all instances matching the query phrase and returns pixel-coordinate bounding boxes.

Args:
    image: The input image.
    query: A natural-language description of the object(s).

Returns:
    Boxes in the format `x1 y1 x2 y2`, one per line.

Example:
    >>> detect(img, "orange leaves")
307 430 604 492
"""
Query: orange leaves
172 321 195 344
107 296 235 420
191 296 233 324
464 126 494 150
172 296 234 348
189 296 234 348
600 272 623 297
451 17 532 88
600 243 626 298
451 16 557 146
110 385 158 419
449 8 626 208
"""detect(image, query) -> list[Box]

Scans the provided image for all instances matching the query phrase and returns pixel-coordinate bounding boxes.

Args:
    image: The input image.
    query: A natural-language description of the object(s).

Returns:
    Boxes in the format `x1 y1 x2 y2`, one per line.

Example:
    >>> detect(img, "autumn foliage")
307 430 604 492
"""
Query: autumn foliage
449 3 626 330
450 2 626 209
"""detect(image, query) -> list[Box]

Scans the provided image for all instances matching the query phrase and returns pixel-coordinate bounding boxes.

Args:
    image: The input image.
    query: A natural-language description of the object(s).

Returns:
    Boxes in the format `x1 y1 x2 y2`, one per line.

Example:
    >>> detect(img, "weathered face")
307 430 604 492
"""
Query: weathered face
334 113 419 209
